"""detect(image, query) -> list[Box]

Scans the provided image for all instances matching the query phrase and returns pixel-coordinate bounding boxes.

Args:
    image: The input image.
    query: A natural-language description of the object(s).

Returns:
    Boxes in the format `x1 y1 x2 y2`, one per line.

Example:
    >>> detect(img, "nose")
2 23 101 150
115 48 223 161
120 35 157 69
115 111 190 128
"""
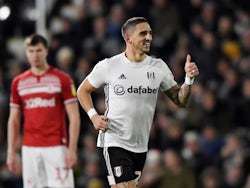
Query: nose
146 32 152 41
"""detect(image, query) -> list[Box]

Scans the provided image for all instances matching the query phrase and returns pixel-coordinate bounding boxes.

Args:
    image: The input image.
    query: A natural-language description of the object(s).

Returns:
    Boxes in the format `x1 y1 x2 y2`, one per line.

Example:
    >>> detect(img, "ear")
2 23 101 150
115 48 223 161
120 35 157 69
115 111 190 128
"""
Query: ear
124 34 132 44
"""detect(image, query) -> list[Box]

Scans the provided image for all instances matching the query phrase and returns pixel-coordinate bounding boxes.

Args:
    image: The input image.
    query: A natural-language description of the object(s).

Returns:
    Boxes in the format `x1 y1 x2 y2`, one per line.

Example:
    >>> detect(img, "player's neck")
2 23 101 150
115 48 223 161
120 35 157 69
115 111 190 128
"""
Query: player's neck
31 63 50 76
124 49 146 62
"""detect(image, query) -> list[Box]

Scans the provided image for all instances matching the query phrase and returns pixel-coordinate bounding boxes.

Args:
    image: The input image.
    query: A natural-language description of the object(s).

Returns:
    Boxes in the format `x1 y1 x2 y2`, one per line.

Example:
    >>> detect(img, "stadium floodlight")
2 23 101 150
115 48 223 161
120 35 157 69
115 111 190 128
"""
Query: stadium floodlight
0 5 10 20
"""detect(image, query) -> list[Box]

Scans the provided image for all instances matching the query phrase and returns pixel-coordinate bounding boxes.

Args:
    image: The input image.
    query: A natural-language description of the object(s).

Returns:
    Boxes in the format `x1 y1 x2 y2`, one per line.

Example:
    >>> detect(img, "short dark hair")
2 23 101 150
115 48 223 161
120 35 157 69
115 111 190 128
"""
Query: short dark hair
121 17 149 37
25 34 48 48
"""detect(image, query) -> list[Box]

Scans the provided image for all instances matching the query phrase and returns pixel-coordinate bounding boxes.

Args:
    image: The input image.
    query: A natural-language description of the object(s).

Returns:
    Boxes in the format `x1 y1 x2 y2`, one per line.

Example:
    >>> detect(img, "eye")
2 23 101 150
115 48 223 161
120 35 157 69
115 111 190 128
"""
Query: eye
140 31 147 36
139 31 152 36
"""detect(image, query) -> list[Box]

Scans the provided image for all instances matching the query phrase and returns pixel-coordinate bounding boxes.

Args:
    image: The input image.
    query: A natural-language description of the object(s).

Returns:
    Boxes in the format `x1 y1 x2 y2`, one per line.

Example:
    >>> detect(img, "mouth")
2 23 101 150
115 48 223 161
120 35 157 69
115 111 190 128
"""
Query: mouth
143 41 151 48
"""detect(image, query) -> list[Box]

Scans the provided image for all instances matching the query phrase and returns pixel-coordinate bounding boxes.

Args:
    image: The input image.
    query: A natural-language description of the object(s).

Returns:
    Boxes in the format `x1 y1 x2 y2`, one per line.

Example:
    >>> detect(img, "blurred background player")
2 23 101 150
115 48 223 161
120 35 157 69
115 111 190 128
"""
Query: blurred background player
6 34 80 188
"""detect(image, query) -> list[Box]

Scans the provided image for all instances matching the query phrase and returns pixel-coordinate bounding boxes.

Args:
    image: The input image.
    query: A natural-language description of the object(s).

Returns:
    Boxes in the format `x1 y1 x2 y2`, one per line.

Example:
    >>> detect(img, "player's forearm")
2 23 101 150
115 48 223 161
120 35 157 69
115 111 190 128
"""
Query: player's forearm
66 103 80 152
7 108 21 154
78 93 95 113
165 84 192 108
7 122 20 154
68 122 80 152
77 82 96 113
177 83 192 107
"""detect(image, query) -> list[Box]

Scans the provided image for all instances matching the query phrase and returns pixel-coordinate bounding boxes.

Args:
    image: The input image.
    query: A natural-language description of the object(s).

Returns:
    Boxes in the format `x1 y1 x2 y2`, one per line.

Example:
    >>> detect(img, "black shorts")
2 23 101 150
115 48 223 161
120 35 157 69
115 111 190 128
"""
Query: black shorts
98 147 147 185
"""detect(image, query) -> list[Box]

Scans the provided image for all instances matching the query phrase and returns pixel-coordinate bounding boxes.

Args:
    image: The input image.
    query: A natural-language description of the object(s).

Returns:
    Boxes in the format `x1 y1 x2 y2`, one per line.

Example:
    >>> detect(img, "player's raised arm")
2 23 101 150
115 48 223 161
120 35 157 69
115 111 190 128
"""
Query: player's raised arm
165 54 199 107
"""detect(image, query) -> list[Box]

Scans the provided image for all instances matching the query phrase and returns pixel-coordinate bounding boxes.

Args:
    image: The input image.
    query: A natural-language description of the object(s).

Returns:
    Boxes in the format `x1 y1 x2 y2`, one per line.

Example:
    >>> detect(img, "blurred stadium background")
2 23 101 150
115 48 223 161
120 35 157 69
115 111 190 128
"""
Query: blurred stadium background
1 0 250 187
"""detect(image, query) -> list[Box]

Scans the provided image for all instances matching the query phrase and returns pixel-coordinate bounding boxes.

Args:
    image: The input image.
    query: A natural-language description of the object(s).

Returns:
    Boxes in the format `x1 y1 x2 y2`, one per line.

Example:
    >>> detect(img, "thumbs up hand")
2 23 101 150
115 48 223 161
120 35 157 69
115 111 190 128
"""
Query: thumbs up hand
184 54 199 78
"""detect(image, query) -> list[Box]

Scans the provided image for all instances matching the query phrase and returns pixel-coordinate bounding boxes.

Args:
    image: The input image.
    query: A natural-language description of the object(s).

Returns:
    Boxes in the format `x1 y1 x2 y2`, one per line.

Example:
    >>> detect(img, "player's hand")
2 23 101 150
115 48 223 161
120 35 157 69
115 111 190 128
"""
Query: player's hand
6 152 22 175
65 149 77 169
91 115 108 132
184 54 199 78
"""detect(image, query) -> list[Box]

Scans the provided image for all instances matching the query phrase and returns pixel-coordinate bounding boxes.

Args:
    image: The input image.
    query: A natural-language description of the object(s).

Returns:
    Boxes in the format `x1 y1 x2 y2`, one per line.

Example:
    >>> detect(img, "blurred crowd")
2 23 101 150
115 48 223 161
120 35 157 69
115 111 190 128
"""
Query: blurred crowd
1 0 250 187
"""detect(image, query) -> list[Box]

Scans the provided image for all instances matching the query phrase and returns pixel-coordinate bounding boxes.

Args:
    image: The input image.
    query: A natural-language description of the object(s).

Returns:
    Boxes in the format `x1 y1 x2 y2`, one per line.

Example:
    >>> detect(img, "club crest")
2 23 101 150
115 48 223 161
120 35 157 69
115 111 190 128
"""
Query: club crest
147 72 155 80
114 166 123 177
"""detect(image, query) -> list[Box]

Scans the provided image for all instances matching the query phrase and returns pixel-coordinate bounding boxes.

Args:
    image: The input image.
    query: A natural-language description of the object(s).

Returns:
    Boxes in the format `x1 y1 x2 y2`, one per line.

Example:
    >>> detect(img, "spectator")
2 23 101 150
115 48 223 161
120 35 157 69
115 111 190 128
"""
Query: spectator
139 149 163 188
220 132 250 176
221 163 245 188
229 77 250 128
199 121 225 166
160 118 184 152
200 166 222 188
150 0 180 59
159 149 196 188
181 131 206 178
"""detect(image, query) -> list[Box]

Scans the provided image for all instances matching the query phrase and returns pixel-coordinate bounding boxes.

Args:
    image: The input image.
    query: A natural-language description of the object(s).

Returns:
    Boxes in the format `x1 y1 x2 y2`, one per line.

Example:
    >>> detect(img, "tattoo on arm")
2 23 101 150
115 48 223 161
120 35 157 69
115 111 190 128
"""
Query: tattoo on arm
164 84 192 108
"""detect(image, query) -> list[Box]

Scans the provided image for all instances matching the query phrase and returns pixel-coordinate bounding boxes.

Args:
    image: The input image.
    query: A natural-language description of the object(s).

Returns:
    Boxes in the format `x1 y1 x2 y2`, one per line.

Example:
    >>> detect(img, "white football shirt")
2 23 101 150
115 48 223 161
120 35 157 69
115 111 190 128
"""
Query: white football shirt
87 52 177 152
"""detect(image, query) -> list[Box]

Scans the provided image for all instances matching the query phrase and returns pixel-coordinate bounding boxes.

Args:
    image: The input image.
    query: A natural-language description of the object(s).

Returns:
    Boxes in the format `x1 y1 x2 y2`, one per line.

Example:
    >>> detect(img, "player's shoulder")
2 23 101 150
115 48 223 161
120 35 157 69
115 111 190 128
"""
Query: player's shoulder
12 69 32 83
148 55 164 63
147 55 166 67
105 53 124 64
95 53 124 70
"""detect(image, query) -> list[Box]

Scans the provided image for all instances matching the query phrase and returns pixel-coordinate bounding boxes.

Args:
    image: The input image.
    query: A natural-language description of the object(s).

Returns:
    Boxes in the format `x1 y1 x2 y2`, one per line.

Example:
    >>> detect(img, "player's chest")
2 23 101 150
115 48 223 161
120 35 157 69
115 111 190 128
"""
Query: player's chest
107 68 161 96
18 76 62 97
108 67 161 87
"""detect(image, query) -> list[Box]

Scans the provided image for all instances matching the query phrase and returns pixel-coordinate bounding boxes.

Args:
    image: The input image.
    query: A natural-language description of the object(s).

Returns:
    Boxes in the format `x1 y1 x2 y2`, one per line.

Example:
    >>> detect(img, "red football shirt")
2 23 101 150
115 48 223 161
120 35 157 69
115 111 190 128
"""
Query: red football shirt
10 67 77 146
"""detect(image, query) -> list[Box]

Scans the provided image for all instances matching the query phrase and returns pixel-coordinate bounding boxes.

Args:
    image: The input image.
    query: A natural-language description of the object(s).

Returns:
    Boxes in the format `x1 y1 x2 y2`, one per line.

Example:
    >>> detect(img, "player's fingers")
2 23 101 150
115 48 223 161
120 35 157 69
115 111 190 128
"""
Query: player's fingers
65 156 76 169
186 54 191 63
194 69 199 76
8 163 16 173
67 160 75 169
94 123 104 131
99 125 108 132
99 119 108 128
188 63 198 72
96 124 107 131
188 62 195 69
65 156 70 168
100 115 108 121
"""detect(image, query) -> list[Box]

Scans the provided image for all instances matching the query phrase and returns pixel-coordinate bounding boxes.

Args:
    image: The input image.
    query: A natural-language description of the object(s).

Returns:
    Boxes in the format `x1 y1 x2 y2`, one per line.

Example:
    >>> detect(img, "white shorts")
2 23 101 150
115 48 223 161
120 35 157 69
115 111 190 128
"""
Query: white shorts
22 145 74 188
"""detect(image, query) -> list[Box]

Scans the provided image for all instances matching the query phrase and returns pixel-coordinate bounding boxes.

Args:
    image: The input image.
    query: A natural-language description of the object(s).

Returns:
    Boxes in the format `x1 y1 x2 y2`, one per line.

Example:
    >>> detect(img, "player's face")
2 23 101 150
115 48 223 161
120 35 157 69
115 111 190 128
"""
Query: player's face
130 22 152 53
25 43 48 67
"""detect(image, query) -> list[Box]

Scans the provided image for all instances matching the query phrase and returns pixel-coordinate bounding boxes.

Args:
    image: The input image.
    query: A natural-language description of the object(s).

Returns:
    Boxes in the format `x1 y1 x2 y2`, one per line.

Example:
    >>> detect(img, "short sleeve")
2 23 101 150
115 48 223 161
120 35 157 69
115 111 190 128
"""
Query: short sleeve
159 60 177 92
87 59 108 88
61 74 78 105
10 77 21 108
